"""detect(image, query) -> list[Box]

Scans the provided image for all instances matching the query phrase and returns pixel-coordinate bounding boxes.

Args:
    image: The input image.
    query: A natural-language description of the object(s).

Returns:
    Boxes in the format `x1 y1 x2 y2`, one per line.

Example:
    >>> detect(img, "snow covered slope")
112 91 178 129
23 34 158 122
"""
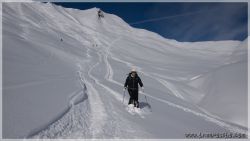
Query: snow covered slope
2 2 248 139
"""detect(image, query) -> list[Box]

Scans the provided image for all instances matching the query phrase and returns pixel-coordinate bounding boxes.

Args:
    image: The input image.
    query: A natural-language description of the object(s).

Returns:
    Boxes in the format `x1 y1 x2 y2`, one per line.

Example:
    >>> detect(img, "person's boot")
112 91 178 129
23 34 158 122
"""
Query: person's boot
135 101 139 108
134 100 137 108
128 98 132 105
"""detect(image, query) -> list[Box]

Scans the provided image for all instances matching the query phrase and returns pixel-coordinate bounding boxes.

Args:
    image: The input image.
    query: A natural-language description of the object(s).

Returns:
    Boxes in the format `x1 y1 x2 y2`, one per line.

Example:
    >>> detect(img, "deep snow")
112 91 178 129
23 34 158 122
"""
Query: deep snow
2 2 248 139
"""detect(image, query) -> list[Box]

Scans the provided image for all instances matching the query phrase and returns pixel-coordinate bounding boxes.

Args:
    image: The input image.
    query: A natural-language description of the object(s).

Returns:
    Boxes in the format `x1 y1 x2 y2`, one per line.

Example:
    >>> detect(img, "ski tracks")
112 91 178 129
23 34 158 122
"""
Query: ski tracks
78 62 108 138
85 37 151 137
104 36 123 85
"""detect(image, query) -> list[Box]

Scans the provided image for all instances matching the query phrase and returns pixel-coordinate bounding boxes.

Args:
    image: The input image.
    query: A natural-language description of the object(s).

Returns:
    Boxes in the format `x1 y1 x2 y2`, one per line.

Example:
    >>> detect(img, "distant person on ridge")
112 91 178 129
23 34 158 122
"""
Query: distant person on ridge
124 68 144 108
98 9 104 18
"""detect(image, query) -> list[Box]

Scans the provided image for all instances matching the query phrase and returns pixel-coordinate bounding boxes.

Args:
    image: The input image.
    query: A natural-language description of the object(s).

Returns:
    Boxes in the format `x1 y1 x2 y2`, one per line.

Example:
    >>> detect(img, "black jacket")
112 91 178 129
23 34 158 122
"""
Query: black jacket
124 73 143 90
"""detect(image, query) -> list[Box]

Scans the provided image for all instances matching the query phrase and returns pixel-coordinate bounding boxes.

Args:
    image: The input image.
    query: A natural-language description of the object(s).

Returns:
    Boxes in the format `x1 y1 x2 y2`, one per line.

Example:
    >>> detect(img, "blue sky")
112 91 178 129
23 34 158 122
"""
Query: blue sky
53 2 248 42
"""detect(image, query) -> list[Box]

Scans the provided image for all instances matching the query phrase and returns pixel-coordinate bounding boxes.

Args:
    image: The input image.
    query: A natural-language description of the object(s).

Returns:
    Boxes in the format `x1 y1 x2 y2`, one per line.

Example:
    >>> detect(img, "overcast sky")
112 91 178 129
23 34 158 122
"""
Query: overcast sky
54 2 248 42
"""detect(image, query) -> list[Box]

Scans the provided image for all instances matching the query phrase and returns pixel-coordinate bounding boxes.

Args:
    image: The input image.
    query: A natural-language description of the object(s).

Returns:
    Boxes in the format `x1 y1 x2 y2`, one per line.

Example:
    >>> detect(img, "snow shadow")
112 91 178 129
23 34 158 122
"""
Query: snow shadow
139 101 152 111
73 84 88 106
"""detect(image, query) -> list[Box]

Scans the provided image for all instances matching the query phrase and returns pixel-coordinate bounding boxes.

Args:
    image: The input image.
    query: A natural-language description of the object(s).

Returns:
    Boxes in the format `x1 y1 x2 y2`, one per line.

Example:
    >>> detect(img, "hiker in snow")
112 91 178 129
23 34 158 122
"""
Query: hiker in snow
60 38 63 42
98 9 104 18
124 68 144 108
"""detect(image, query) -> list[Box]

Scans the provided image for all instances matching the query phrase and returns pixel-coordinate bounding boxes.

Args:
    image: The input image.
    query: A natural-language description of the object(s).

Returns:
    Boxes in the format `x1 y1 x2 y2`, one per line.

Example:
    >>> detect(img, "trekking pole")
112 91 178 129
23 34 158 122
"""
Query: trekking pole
144 95 148 104
141 88 148 104
142 89 149 104
143 90 148 104
122 89 126 104
141 88 152 111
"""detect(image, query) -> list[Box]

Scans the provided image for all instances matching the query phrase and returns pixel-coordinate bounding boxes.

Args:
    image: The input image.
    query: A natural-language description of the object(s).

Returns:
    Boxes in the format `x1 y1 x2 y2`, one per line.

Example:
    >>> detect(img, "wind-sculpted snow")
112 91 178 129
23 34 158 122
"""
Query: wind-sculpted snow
2 2 248 139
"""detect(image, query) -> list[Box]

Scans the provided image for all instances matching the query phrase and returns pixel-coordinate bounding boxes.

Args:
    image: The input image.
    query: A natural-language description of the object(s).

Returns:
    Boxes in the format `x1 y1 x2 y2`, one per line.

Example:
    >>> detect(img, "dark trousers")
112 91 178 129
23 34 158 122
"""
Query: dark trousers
128 89 139 108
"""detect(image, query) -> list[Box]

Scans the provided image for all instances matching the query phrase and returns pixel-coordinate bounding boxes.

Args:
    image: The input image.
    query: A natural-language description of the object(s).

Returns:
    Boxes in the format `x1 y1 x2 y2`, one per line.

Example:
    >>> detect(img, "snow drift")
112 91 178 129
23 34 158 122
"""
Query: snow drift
2 2 248 139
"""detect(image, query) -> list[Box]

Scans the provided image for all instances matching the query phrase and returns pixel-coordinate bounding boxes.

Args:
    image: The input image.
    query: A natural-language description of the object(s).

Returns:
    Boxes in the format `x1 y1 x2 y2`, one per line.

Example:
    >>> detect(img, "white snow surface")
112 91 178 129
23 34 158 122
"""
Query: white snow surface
2 2 248 139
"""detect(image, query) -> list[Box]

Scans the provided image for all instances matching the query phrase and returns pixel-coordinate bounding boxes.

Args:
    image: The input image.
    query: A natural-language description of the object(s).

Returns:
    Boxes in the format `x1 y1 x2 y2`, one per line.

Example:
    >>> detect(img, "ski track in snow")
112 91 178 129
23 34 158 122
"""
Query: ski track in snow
85 36 150 136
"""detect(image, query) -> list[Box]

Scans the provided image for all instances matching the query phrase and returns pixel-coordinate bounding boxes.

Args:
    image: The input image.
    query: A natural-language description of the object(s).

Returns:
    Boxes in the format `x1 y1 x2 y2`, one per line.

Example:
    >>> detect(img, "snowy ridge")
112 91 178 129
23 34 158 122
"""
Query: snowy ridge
2 2 248 138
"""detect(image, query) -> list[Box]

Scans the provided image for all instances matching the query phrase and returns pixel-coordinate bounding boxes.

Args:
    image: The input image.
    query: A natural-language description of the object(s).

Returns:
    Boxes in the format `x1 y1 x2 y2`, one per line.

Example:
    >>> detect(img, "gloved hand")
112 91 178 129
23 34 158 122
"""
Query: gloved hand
141 87 144 92
123 87 127 91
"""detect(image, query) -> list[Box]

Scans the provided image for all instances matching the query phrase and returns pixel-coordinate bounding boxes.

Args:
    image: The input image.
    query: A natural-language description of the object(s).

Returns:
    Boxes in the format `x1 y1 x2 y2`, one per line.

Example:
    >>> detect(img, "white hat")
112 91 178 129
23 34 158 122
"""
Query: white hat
131 68 136 72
